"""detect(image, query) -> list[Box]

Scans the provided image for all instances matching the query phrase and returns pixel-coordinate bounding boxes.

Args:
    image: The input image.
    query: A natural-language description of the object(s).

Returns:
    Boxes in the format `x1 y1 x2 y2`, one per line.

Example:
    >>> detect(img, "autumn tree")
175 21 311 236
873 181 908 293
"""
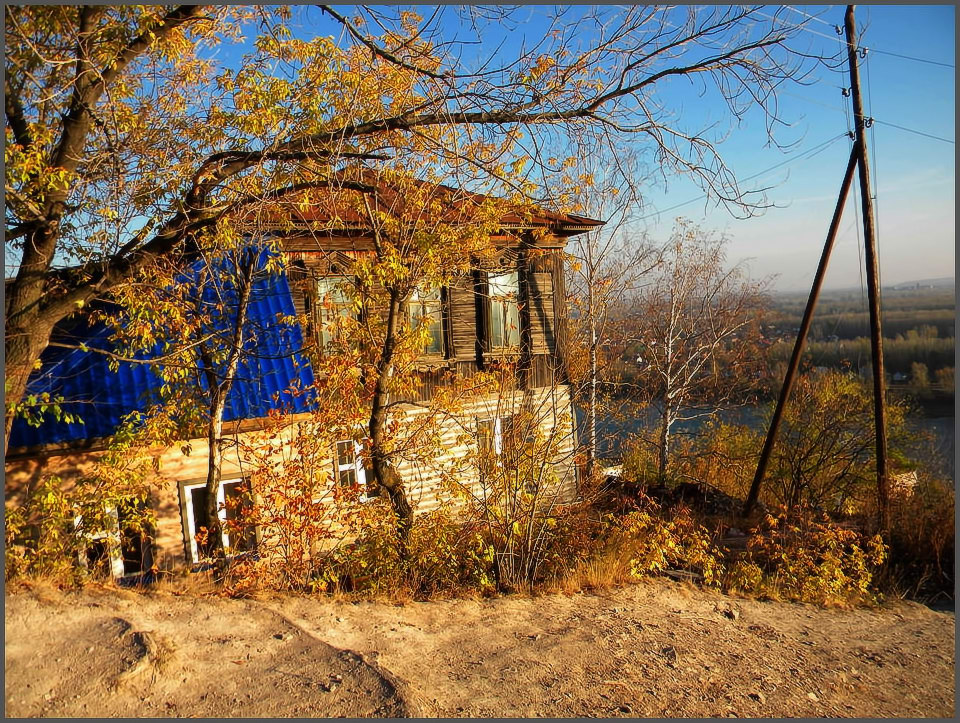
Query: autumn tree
6 4 819 451
98 227 301 562
281 169 505 550
762 370 913 514
627 219 767 479
562 150 661 479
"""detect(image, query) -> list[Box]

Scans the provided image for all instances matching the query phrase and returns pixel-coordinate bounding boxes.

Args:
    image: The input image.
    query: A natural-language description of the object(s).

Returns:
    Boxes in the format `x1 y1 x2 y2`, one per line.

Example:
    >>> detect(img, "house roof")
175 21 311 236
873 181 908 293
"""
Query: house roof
8 256 315 454
237 171 604 239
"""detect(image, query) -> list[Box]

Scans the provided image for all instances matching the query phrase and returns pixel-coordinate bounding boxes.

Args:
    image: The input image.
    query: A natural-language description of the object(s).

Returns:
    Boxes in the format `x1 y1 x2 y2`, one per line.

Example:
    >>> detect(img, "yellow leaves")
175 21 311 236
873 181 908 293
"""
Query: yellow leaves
510 157 528 176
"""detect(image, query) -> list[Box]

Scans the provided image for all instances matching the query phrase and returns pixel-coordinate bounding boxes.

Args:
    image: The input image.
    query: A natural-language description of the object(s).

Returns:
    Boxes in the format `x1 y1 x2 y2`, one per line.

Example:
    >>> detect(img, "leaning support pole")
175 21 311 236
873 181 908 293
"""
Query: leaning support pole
742 146 859 517
846 4 890 534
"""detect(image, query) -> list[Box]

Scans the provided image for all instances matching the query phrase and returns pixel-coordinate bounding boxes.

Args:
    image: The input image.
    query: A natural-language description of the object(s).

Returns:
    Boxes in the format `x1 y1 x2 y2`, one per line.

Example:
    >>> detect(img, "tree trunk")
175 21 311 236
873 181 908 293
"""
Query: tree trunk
203 387 227 566
368 287 414 556
584 240 598 481
658 404 672 481
198 255 256 572
4 327 51 453
586 340 598 479
4 220 60 453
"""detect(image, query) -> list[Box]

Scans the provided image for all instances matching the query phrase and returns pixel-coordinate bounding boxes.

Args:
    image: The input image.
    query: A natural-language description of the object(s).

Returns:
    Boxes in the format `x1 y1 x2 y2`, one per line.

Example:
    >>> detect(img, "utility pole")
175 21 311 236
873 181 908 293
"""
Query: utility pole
742 6 891 531
845 4 890 534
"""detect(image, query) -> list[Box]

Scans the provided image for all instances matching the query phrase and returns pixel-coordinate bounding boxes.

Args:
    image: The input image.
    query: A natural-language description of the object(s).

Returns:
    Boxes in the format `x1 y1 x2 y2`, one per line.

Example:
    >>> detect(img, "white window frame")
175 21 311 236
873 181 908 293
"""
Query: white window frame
476 415 517 458
334 439 369 500
74 506 125 579
182 478 249 564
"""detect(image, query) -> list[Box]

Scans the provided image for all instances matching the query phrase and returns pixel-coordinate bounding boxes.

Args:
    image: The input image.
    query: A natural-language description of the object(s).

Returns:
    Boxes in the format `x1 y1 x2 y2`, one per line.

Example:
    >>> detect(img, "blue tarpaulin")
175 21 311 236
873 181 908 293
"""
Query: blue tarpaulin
9 253 316 450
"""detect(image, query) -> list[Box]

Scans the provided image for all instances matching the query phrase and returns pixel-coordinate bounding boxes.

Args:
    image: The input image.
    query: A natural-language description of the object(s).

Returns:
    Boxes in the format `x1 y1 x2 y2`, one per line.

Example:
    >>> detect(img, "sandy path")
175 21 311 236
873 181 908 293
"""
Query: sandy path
5 581 954 718
266 581 955 718
4 587 408 718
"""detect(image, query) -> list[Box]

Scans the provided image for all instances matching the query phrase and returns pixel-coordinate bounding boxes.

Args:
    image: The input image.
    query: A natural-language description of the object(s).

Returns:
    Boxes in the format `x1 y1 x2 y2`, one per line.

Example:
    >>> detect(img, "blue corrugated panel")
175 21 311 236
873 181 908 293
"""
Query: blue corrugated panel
9 254 316 450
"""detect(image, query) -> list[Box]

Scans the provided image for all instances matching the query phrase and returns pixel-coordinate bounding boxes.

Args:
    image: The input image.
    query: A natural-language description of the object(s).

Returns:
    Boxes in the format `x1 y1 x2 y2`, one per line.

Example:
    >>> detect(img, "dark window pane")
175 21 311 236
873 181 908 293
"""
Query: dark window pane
477 419 495 455
118 499 149 575
223 481 255 552
189 487 215 559
339 468 357 487
85 540 111 578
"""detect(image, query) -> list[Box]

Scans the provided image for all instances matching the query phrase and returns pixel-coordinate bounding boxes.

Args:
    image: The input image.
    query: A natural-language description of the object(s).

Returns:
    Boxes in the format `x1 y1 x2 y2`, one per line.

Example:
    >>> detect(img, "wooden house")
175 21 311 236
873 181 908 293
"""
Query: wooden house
4 183 602 578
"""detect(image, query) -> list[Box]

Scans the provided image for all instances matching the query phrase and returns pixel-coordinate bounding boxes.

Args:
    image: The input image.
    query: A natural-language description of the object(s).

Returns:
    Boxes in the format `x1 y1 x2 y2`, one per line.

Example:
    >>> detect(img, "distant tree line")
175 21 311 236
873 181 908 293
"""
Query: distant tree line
788 310 956 342
766 335 955 378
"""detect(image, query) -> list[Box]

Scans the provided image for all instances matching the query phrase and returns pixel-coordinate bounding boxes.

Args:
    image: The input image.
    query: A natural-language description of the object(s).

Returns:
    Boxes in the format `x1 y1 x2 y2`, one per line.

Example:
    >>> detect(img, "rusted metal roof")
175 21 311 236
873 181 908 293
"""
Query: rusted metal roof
236 170 604 238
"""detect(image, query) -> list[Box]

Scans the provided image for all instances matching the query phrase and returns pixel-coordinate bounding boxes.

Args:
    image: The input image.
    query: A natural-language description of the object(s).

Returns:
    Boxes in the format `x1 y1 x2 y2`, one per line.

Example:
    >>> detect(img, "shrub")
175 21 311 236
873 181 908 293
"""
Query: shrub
725 505 887 606
883 474 955 599
5 411 167 585
577 494 724 587
305 502 495 600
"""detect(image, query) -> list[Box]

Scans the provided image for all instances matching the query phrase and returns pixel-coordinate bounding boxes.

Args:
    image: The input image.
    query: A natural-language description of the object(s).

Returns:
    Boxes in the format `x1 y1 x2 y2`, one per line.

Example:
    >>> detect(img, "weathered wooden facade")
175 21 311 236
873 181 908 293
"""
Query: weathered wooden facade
5 193 601 577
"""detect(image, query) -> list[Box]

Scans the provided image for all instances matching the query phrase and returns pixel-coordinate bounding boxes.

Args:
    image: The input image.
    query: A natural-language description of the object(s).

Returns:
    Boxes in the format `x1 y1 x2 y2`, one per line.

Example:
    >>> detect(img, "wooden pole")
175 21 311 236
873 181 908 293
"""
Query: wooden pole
742 146 859 517
845 4 890 534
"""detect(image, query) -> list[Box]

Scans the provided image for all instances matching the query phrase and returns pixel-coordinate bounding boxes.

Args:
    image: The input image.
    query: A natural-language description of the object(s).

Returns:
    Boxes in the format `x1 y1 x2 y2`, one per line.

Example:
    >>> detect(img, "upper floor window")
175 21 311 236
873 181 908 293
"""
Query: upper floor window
409 286 444 356
488 271 520 349
315 277 355 348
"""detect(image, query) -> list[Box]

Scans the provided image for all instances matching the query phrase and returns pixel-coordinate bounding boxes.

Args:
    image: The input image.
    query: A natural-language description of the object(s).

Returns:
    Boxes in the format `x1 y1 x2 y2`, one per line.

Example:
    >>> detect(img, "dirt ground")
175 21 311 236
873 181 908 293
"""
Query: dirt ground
4 580 955 718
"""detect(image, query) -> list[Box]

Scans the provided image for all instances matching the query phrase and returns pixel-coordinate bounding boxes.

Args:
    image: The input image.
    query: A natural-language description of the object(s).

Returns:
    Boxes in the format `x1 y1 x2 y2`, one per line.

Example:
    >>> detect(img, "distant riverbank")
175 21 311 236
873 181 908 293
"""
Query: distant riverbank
577 404 955 479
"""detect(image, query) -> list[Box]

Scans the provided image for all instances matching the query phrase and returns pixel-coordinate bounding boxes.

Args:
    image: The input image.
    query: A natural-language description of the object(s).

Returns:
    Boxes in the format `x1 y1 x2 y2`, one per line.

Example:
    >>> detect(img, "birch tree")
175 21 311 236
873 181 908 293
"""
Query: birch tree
630 220 767 479
100 233 293 562
563 151 660 479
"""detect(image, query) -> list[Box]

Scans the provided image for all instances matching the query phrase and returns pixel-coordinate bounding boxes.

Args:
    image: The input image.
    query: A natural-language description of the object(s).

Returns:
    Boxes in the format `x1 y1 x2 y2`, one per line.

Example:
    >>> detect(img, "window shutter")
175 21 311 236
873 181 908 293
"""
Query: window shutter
447 272 483 361
529 272 555 353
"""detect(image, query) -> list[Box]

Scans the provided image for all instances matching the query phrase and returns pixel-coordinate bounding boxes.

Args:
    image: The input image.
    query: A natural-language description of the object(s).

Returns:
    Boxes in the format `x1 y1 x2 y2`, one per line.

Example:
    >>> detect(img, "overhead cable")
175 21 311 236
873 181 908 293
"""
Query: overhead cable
637 133 848 221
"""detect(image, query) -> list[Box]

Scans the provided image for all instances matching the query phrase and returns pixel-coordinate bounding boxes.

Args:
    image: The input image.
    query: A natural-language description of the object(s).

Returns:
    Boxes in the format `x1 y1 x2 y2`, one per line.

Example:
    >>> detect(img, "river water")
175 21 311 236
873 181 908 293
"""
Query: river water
578 404 955 480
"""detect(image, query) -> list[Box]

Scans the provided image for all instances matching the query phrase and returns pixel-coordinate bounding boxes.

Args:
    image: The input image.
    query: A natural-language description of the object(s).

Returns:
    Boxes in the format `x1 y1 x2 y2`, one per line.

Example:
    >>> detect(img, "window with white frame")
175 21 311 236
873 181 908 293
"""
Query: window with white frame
74 505 125 579
333 439 380 499
475 415 516 469
74 500 153 579
181 478 254 564
409 285 444 355
488 271 521 349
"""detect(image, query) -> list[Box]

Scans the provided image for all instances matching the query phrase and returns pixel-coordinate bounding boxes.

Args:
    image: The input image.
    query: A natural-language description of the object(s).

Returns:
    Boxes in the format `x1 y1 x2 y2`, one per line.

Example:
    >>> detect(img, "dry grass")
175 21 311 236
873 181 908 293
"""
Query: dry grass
550 545 634 595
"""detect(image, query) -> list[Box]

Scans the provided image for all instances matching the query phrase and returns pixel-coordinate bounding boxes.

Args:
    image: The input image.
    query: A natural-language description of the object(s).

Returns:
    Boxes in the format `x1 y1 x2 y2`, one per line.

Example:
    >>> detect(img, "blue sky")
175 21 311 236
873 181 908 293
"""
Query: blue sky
133 6 957 293
625 4 956 291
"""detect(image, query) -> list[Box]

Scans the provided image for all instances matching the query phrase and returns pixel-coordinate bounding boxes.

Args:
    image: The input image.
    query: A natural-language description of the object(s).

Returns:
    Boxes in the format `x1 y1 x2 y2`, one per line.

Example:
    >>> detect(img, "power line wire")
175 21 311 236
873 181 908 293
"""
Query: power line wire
754 9 841 42
776 90 955 145
784 5 834 27
761 9 955 69
871 119 955 145
864 47 954 69
638 134 847 221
